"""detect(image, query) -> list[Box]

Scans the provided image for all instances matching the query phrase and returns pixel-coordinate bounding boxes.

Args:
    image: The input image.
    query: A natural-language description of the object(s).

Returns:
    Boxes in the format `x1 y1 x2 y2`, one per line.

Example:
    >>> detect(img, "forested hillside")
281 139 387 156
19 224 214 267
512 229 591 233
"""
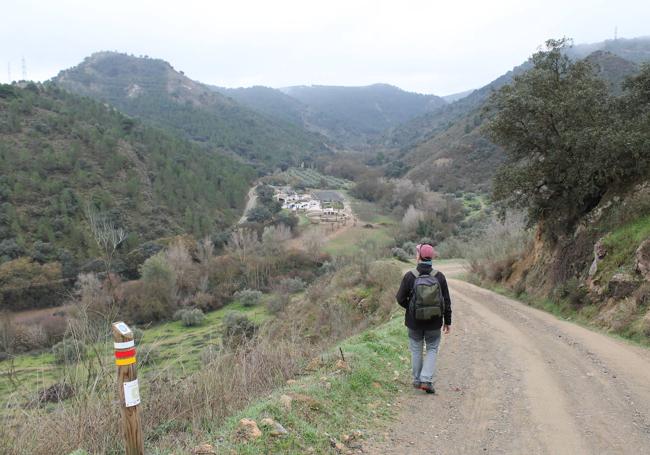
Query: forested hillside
0 82 254 283
213 85 309 128
280 84 446 146
383 37 650 193
55 52 329 169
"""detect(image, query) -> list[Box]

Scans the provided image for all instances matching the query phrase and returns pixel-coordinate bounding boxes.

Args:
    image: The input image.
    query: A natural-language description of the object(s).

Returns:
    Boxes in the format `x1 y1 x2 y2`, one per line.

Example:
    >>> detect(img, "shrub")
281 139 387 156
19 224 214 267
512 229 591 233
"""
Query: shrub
222 312 257 347
266 293 290 314
40 314 68 345
181 308 205 327
391 247 410 262
12 324 48 352
122 280 176 324
554 278 589 308
52 337 86 364
234 289 263 307
401 241 417 256
140 253 175 286
465 214 531 283
192 291 218 311
279 277 306 294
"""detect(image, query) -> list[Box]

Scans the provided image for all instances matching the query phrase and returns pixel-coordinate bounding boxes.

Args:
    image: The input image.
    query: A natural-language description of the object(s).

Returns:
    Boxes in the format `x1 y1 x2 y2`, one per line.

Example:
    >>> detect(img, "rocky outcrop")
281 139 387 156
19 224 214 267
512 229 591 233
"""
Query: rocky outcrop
636 239 650 281
609 272 640 299
588 238 607 277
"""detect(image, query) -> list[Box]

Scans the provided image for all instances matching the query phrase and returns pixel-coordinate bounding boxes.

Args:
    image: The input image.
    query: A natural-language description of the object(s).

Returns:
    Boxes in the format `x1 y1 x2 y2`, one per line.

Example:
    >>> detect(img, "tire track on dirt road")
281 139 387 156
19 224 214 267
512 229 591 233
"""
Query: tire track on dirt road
365 268 650 455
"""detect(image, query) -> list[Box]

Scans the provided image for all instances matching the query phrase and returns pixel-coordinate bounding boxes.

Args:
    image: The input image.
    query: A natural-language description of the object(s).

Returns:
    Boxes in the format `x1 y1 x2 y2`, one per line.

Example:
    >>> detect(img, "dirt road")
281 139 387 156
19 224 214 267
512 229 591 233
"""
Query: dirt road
238 185 258 224
366 263 650 454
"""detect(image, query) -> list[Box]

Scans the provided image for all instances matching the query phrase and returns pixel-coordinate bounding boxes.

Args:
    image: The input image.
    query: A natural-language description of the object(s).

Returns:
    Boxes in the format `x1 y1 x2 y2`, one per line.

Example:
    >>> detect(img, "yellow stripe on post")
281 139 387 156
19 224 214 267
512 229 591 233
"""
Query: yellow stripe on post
115 356 137 366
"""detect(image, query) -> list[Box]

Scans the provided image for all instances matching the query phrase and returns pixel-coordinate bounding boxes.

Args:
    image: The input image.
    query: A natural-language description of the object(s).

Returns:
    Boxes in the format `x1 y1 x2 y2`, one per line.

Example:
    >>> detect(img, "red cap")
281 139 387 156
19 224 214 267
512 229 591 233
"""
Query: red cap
417 244 436 260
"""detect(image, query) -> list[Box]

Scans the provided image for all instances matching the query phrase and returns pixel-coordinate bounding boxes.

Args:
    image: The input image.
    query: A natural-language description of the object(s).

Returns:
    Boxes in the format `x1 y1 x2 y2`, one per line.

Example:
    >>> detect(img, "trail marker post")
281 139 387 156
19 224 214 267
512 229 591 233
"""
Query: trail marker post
112 321 144 455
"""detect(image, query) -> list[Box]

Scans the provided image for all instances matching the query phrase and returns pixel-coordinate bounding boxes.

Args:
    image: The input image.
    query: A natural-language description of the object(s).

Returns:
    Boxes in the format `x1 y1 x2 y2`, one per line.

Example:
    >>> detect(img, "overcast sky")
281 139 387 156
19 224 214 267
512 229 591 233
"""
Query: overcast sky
2 0 649 95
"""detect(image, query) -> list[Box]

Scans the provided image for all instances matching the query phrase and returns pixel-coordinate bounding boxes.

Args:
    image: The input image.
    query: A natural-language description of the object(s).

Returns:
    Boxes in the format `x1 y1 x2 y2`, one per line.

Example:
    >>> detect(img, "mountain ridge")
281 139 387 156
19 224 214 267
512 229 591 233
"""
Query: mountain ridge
54 52 330 169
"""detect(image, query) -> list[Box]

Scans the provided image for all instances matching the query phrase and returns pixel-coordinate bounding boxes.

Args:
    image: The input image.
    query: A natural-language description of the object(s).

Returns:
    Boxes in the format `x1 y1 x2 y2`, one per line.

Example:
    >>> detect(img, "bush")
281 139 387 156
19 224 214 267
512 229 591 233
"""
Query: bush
266 293 290 314
234 289 263 307
52 337 86 364
222 312 257 347
401 241 417 256
278 277 306 294
12 324 48 352
40 314 68 345
122 280 176 324
173 308 205 327
554 278 589 308
181 308 205 327
192 291 218 311
391 247 410 262
465 214 531 283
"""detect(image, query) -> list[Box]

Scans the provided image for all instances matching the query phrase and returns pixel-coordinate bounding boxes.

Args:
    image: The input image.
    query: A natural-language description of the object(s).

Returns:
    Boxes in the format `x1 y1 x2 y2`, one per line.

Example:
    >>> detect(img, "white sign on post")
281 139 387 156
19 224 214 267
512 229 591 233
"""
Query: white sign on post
123 379 141 407
115 322 131 336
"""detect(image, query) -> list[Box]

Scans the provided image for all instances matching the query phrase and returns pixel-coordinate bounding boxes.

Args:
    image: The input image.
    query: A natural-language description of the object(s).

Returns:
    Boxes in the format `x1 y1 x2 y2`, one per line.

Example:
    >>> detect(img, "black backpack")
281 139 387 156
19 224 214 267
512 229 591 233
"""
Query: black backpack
409 268 444 321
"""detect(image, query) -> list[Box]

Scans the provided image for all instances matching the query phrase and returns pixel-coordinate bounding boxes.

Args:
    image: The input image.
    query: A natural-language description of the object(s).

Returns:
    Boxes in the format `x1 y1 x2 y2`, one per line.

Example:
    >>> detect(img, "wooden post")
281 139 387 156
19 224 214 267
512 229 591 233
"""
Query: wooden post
112 321 144 455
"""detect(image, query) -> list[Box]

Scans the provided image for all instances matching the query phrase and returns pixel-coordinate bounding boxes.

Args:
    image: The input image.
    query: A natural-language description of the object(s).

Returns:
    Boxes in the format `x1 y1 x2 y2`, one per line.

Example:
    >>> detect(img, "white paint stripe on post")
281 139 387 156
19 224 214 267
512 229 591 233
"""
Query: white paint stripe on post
114 340 135 350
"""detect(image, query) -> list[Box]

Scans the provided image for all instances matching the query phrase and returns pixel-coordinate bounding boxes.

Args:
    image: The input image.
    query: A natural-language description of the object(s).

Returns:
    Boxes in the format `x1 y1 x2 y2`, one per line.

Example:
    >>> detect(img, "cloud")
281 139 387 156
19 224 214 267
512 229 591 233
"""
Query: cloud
2 0 649 94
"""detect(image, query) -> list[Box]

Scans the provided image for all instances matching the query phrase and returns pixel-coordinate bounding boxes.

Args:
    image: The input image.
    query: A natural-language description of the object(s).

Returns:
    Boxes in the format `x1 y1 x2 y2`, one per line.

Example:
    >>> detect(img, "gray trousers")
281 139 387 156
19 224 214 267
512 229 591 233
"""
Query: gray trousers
408 328 441 383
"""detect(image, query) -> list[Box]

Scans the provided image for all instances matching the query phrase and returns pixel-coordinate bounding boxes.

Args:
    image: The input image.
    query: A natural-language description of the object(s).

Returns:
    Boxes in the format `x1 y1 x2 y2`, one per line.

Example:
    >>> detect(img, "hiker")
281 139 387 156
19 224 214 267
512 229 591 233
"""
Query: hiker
395 243 452 394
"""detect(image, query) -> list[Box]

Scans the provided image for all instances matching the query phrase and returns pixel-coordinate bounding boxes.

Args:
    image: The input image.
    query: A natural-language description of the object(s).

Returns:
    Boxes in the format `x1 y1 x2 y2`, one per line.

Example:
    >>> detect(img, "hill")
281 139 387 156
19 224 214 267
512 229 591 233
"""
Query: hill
384 37 650 193
0 82 254 277
213 85 309 127
54 52 330 169
279 84 446 146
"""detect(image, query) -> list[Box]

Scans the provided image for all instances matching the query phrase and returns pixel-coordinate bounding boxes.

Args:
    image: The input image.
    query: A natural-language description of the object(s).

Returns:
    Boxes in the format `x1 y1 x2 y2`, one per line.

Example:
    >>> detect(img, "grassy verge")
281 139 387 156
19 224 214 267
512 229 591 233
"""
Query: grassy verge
192 315 407 454
469 277 650 348
597 214 650 282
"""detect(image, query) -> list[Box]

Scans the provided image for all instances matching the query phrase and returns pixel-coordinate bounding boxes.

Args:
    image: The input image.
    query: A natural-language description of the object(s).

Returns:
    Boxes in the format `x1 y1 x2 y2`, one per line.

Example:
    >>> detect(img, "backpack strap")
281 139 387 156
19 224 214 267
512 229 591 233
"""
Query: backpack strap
410 268 420 278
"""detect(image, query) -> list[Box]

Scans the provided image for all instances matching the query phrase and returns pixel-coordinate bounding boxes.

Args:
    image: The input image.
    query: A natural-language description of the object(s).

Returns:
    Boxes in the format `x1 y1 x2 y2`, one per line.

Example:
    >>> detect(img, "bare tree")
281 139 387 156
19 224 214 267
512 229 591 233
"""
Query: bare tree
85 204 126 279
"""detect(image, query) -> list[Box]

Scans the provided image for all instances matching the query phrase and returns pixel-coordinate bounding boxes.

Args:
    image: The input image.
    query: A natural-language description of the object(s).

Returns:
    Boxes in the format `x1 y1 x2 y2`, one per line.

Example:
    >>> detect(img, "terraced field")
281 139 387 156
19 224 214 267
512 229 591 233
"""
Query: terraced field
284 167 350 189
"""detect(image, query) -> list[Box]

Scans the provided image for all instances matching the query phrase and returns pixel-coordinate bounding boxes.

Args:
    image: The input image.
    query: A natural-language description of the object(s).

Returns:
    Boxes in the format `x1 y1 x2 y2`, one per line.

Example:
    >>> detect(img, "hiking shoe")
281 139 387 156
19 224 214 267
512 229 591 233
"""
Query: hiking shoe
420 382 435 394
412 380 421 389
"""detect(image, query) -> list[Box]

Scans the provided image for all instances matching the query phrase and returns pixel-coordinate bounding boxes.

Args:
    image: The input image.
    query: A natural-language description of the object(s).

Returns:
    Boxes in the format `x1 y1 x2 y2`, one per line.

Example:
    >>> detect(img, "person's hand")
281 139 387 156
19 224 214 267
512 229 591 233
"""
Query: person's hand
442 324 451 334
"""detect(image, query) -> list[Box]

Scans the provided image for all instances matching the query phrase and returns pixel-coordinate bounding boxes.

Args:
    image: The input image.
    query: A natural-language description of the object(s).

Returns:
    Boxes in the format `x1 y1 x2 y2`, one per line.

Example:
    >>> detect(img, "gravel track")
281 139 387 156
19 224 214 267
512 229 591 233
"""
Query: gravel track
366 265 650 455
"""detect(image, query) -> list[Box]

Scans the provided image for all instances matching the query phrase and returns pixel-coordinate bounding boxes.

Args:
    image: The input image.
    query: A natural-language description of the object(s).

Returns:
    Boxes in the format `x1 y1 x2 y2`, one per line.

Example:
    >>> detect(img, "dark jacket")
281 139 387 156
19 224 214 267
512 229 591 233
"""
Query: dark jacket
396 262 452 330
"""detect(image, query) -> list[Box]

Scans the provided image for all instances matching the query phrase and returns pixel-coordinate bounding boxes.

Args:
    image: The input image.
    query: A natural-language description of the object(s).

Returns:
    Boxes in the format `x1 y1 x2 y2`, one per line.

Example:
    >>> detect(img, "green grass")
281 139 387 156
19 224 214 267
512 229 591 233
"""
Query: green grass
197 315 408 454
470 278 650 349
324 225 394 257
597 214 650 282
348 196 396 225
0 302 269 399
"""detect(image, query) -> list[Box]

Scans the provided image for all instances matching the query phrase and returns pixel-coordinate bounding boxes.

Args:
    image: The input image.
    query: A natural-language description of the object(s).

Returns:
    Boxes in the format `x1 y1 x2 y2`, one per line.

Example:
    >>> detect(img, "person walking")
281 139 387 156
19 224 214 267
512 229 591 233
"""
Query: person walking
395 243 452 394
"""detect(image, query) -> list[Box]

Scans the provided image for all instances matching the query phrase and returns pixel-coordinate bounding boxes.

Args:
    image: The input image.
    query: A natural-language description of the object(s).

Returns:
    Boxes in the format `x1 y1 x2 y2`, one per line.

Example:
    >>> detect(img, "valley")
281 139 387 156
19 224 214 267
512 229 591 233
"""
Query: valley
1 33 650 455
